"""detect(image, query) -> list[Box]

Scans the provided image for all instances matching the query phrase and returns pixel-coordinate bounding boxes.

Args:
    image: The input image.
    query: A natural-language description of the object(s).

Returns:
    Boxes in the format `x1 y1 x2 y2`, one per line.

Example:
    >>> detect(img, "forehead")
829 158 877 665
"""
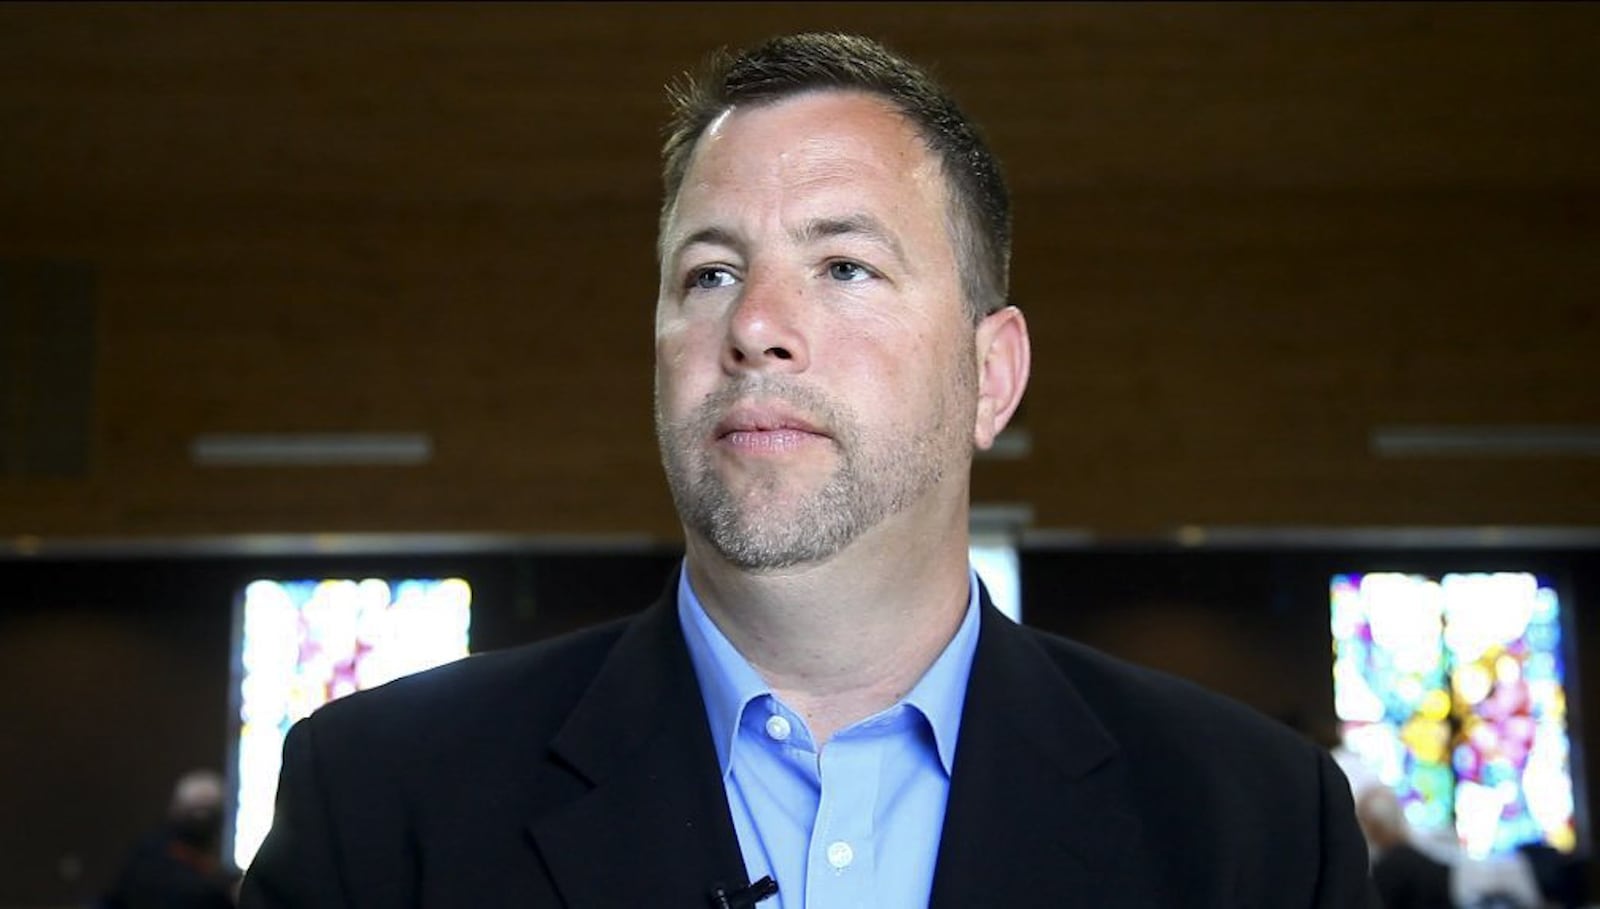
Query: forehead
669 90 946 225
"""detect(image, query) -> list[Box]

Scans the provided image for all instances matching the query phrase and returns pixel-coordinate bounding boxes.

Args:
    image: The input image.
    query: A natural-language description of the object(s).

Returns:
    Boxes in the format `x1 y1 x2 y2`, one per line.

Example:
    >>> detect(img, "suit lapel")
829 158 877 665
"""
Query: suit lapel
930 601 1152 909
525 588 750 909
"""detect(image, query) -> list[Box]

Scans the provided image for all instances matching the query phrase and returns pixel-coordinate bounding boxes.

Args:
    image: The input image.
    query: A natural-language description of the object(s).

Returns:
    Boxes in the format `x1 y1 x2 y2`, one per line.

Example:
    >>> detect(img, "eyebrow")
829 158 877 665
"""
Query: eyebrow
789 213 907 267
669 226 744 264
666 213 908 269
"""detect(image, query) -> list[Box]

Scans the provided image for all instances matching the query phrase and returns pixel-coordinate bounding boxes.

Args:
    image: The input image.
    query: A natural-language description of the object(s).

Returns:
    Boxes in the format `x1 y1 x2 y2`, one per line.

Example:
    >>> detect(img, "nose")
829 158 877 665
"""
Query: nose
721 272 810 375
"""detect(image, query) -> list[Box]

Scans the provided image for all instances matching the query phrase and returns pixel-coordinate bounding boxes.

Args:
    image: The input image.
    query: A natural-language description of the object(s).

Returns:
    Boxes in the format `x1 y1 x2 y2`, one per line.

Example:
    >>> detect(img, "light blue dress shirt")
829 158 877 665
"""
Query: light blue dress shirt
676 565 982 909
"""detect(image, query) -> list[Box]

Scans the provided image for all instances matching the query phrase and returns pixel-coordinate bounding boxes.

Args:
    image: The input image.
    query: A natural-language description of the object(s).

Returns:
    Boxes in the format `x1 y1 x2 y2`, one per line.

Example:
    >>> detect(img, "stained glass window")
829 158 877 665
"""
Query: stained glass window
1331 572 1577 857
229 577 472 870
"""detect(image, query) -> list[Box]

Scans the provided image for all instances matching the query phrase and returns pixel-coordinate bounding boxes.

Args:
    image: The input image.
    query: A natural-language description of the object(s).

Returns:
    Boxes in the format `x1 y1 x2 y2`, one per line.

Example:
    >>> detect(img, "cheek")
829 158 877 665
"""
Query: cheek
835 318 943 383
860 325 973 426
654 322 716 411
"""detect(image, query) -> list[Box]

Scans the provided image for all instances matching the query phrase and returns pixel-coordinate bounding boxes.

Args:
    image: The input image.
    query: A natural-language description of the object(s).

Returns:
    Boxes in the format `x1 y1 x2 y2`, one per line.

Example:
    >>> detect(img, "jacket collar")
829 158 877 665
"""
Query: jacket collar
929 597 1149 908
525 578 752 908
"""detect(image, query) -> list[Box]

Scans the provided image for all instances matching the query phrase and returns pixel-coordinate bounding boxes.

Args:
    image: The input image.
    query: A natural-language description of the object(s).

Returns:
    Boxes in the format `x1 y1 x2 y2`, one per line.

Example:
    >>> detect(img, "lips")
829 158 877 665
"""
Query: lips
713 405 829 442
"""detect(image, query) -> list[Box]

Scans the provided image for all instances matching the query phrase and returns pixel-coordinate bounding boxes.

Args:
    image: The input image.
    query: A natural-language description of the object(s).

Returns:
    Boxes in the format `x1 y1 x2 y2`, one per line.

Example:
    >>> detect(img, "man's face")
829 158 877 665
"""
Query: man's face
654 90 979 570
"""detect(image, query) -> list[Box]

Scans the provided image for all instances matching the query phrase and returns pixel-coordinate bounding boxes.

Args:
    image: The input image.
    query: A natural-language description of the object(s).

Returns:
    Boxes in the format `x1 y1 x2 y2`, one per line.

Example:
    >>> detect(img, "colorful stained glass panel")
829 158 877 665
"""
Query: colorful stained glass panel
229 577 471 871
1331 571 1576 857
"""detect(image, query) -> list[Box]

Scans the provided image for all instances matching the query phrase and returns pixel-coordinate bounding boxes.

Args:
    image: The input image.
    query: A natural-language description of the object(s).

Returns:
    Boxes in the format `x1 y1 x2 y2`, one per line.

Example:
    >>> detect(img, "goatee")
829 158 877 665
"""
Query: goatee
656 376 948 571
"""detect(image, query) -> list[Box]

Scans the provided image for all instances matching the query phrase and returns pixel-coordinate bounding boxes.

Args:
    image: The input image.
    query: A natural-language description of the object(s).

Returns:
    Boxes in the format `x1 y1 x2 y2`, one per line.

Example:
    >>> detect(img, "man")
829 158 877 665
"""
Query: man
1353 786 1453 909
104 769 239 909
239 33 1375 908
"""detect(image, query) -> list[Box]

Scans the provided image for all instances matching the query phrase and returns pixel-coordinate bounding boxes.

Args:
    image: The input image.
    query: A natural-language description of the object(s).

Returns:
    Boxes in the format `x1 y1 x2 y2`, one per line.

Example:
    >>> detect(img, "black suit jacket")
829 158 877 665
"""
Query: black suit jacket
239 580 1376 908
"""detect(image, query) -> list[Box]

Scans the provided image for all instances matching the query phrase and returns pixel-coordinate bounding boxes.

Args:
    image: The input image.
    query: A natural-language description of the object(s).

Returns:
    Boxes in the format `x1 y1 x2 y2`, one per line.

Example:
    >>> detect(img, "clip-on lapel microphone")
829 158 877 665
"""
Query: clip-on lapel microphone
709 875 779 908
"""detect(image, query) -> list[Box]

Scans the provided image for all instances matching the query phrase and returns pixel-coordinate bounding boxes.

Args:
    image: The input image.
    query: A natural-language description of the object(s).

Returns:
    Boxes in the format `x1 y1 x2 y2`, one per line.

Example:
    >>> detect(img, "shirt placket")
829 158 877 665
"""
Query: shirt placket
805 732 881 909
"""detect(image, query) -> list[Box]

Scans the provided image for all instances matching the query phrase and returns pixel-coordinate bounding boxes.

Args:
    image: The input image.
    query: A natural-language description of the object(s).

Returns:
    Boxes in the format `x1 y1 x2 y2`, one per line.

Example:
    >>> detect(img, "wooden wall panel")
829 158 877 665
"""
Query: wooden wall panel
0 3 1596 540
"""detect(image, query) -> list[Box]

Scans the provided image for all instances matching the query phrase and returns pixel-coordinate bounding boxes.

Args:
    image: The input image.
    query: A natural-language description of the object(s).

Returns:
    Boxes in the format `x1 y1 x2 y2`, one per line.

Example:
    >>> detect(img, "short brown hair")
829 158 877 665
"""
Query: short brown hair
660 33 1011 323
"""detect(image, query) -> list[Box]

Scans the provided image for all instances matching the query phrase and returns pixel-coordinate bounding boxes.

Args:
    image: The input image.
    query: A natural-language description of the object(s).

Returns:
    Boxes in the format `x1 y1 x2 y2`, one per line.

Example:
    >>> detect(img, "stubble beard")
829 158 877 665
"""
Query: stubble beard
656 373 971 572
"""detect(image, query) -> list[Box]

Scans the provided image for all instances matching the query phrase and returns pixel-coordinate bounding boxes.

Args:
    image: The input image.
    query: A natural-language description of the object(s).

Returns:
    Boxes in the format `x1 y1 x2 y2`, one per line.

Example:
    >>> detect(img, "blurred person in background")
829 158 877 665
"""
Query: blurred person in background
101 768 239 909
1450 847 1545 909
1356 786 1454 909
1355 784 1553 909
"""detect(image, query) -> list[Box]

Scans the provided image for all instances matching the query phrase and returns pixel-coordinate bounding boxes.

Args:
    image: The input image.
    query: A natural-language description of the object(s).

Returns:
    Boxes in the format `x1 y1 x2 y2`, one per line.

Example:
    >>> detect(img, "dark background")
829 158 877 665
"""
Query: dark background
2 4 1596 538
1 3 1598 906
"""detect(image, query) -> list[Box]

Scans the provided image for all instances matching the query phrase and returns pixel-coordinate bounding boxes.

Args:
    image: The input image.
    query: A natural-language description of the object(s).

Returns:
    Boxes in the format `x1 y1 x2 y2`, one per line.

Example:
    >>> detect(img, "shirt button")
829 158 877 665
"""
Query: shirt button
826 840 854 869
764 714 791 742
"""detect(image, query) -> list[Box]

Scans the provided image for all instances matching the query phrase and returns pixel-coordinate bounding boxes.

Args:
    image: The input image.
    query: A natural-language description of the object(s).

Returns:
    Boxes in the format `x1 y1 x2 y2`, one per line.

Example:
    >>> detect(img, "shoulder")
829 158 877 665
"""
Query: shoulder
1000 622 1369 901
1019 624 1293 728
299 613 637 759
1011 621 1324 779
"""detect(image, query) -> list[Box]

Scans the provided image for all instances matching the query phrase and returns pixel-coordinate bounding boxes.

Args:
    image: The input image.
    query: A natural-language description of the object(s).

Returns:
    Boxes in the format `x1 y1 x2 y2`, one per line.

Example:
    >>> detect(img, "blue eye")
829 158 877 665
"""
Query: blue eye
827 261 872 282
688 267 736 290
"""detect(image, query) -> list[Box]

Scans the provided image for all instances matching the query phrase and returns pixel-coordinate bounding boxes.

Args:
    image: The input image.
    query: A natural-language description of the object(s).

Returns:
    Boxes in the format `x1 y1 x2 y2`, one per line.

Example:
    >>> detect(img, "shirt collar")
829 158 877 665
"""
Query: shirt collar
676 566 771 775
900 571 982 774
676 561 982 777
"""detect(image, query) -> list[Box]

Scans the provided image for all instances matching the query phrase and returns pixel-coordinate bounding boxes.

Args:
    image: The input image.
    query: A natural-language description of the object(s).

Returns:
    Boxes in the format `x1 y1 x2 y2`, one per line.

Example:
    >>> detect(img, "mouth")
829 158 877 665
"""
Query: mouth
713 405 831 451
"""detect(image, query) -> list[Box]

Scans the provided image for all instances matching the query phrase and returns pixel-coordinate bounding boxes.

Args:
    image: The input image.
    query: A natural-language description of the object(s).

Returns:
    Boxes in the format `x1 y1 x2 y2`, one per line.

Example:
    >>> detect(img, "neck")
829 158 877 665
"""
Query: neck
685 510 972 745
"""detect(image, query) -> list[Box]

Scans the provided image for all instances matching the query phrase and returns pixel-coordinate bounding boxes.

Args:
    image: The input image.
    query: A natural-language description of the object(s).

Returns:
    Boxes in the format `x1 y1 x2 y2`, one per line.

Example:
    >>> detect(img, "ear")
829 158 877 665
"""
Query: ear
971 305 1031 451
